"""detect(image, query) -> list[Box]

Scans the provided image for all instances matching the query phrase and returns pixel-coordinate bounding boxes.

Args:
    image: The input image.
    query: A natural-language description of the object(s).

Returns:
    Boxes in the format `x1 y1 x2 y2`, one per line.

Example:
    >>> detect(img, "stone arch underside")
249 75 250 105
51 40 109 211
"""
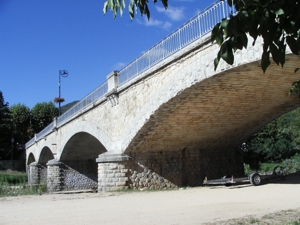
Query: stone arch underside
39 147 54 164
35 147 54 184
27 153 35 166
124 54 300 187
58 132 107 191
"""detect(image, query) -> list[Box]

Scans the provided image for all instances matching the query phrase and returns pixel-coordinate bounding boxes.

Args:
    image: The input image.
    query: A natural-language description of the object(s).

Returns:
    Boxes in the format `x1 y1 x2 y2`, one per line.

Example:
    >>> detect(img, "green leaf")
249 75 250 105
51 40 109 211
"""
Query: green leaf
211 23 223 45
286 36 300 55
220 41 234 65
161 0 168 9
270 43 280 66
274 8 284 15
214 56 220 71
261 51 271 73
221 19 229 29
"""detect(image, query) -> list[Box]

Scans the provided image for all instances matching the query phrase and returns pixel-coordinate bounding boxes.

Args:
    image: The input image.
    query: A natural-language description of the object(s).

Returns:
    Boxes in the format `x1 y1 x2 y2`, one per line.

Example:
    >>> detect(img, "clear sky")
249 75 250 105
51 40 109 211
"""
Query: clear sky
1 0 215 109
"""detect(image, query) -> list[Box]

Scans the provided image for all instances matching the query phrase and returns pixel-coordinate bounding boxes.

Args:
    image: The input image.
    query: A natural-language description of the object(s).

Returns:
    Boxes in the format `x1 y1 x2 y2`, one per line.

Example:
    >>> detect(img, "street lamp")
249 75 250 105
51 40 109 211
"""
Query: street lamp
54 70 68 116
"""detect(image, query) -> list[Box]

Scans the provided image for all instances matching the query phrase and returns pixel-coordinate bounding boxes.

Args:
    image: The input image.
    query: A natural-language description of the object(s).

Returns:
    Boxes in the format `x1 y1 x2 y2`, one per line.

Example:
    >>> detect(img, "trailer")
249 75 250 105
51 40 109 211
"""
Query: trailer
203 166 285 186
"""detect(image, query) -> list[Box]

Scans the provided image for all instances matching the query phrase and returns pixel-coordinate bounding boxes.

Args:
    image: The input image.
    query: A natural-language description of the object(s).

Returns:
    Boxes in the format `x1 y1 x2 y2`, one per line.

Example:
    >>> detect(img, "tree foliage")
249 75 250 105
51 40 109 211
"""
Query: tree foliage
103 0 168 19
0 91 11 159
9 104 31 147
211 0 300 73
31 102 58 133
243 107 300 163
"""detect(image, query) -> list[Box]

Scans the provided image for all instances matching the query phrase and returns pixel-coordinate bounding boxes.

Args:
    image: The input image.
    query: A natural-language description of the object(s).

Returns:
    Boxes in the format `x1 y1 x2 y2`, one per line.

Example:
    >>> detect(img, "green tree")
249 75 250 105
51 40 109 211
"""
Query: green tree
31 102 58 133
9 103 31 151
243 107 300 163
0 91 11 159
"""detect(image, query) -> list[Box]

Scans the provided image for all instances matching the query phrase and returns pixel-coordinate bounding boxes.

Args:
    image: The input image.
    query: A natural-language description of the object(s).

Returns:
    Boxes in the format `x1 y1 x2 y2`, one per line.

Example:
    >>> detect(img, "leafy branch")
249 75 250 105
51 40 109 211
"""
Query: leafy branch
103 0 168 20
212 0 300 74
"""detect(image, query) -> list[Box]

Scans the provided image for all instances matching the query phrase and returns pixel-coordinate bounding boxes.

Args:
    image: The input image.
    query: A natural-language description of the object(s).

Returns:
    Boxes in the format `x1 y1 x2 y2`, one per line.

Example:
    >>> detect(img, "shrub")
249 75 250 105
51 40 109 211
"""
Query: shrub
279 153 300 175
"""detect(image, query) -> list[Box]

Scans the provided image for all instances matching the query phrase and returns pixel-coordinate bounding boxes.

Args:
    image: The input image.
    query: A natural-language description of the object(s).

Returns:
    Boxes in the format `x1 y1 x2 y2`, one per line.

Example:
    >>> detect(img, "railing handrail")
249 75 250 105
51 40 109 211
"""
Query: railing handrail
26 0 234 148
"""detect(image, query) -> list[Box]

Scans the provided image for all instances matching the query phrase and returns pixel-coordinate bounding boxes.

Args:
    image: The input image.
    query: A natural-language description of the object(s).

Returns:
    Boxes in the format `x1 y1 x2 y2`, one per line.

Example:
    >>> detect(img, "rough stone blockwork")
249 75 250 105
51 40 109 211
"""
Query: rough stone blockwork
39 164 47 184
29 163 47 186
47 162 64 192
98 163 129 192
127 147 244 189
47 160 97 192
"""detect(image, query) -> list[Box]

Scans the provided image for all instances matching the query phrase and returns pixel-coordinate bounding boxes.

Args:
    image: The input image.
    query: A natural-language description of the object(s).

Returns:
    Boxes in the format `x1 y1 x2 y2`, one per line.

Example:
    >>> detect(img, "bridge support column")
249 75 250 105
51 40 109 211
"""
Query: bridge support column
29 162 42 187
96 153 130 192
46 159 64 192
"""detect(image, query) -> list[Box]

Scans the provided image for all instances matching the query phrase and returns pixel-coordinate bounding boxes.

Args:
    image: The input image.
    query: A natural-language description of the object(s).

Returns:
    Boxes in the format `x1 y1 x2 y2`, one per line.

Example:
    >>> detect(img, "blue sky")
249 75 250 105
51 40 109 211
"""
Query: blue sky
1 0 215 109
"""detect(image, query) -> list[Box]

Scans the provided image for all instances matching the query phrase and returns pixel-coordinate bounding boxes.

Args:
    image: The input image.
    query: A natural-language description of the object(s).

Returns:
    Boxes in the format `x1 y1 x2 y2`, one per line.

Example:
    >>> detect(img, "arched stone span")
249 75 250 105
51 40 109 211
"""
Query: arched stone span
125 54 300 154
57 120 110 161
27 153 36 166
56 130 107 191
38 147 54 164
122 54 300 186
60 132 107 161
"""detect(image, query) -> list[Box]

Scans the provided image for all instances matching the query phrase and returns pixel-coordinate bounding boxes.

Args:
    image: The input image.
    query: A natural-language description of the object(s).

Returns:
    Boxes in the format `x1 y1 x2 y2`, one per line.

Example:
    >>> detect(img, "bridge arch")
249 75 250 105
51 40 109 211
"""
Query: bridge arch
27 152 36 166
53 121 108 191
58 120 109 161
38 146 54 164
122 54 300 187
123 55 300 154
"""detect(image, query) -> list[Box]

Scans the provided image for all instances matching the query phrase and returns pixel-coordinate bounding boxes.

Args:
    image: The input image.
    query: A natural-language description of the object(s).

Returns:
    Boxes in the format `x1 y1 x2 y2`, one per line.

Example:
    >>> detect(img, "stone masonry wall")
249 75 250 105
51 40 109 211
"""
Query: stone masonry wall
63 162 98 191
127 147 244 189
39 164 47 184
97 147 243 191
98 162 129 192
47 160 97 192
47 162 64 192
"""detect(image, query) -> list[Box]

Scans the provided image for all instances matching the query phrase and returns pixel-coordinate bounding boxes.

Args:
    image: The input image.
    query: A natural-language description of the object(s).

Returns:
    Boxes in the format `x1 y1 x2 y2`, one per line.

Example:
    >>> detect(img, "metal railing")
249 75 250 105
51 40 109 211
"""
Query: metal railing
57 81 108 126
25 0 235 148
119 0 235 85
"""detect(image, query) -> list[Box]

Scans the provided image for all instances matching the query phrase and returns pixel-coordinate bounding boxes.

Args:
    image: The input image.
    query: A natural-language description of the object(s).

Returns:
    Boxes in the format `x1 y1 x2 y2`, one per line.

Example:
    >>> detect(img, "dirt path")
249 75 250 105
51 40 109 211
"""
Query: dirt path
1 174 300 225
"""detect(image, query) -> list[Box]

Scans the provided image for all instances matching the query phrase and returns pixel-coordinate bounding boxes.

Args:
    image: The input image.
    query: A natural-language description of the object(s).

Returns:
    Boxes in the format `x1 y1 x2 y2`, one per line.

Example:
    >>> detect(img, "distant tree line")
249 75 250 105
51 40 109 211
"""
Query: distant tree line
0 90 58 160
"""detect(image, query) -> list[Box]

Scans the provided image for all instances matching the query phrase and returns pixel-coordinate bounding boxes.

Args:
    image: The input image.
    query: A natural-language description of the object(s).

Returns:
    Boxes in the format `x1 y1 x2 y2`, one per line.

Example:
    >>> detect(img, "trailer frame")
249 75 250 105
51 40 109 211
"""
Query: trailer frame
203 166 285 186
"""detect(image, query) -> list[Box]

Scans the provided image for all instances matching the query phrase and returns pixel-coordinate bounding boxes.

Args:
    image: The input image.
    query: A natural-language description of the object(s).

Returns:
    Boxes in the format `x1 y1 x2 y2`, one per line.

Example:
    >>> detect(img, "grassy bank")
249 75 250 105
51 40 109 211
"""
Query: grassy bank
0 170 46 197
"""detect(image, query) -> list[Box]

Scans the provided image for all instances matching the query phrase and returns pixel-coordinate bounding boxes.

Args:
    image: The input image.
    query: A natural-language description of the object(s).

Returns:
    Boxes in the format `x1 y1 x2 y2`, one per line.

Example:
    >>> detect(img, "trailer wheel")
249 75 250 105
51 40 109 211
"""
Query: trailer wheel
250 173 261 186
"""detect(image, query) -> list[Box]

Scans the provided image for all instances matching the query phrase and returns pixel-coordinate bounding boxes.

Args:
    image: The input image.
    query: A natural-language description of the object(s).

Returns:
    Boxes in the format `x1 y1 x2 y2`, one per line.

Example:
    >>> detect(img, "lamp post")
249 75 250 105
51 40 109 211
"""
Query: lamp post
57 70 68 116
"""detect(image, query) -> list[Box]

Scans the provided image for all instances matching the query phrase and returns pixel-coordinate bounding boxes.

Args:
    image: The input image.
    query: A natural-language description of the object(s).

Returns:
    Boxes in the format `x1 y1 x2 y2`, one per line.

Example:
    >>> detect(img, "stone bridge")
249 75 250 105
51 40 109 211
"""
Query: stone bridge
26 2 300 192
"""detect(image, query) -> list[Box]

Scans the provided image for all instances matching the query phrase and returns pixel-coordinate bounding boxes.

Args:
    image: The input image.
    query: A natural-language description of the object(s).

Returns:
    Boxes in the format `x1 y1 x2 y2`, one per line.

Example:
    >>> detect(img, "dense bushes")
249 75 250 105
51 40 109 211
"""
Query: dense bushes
242 107 300 164
279 154 300 175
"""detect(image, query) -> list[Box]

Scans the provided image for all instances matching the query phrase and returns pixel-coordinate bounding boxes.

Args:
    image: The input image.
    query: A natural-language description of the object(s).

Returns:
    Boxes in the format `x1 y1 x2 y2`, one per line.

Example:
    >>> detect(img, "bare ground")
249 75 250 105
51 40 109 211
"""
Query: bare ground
0 173 300 225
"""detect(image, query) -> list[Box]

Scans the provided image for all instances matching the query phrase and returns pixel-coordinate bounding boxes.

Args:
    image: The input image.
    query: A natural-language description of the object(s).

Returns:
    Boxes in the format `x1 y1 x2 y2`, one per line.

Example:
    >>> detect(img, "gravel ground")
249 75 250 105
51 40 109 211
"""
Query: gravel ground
0 173 299 225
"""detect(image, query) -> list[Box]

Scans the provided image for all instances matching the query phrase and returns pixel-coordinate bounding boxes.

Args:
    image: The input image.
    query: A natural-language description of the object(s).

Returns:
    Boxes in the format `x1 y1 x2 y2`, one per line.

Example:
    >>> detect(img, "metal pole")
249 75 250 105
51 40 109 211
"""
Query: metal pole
58 70 61 116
